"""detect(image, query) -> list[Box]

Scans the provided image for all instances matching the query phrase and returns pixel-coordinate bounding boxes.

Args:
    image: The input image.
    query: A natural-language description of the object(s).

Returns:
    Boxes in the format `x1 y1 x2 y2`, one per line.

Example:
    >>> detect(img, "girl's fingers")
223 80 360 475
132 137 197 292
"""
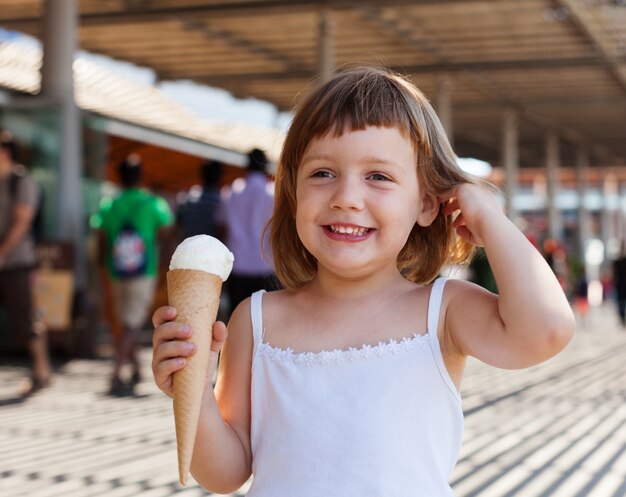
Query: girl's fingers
456 226 483 246
442 198 460 216
453 213 465 229
152 316 228 398
152 321 192 348
152 306 177 327
153 339 196 364
153 357 186 396
438 186 458 204
152 340 197 396
210 321 228 354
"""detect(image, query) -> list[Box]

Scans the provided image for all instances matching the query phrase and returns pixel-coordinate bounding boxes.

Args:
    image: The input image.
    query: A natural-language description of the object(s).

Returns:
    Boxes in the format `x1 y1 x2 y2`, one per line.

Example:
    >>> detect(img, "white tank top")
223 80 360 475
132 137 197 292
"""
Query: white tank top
247 278 463 496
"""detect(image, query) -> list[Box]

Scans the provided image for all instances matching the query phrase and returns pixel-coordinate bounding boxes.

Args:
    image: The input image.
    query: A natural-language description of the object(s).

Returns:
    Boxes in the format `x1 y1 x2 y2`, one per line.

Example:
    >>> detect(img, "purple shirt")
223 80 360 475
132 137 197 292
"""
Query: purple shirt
220 171 275 275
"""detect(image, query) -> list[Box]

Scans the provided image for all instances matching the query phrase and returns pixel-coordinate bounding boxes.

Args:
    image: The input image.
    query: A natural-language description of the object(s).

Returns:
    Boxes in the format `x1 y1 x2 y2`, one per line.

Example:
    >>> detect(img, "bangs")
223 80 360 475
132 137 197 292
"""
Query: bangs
298 68 429 151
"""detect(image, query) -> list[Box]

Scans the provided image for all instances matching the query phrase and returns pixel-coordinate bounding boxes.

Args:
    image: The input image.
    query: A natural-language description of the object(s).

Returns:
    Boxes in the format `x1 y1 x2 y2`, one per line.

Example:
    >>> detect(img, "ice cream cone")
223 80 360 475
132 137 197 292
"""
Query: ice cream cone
167 269 222 486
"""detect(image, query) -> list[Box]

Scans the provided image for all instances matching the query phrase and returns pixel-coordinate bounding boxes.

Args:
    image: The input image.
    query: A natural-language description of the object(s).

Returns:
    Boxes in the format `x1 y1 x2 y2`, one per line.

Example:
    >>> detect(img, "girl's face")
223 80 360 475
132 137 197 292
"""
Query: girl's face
295 126 437 282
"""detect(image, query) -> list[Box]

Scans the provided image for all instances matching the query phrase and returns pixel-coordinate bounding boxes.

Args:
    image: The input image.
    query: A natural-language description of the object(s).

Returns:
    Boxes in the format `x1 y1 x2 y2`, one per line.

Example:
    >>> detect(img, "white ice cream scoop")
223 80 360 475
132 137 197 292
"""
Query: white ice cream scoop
169 234 234 281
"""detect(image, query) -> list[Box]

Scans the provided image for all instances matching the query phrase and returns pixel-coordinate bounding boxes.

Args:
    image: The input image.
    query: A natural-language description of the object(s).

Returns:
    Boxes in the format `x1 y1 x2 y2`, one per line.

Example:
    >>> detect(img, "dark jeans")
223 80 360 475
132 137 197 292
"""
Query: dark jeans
228 273 281 312
0 266 36 345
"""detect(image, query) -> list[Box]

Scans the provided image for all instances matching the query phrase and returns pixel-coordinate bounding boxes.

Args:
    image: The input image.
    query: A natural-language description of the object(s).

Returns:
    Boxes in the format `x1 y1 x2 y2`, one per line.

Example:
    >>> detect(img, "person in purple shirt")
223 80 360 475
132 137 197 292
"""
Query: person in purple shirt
220 149 279 313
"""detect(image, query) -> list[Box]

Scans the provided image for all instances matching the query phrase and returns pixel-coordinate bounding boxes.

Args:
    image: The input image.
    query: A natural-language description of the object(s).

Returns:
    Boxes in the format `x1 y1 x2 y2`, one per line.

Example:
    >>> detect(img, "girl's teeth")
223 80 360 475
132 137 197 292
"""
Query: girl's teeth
331 225 367 235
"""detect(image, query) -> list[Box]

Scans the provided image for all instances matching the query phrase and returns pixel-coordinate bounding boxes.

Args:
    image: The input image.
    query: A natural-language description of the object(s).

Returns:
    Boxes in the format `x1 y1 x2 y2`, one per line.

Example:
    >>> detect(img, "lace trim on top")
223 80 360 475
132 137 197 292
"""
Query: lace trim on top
257 332 430 366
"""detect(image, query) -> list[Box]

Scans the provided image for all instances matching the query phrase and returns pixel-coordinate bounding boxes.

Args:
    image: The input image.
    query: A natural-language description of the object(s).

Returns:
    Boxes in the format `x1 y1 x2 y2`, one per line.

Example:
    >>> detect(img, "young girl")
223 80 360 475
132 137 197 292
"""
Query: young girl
152 67 575 496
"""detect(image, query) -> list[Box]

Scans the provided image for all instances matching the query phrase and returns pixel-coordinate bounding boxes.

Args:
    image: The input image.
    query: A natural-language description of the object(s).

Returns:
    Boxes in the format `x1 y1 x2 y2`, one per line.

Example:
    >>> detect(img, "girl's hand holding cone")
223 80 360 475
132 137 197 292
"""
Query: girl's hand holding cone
151 306 228 399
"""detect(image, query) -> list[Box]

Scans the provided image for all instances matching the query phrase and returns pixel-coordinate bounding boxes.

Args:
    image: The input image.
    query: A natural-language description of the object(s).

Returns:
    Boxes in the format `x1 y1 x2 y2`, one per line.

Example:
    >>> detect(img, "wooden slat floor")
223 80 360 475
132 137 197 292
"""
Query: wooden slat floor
1 306 625 497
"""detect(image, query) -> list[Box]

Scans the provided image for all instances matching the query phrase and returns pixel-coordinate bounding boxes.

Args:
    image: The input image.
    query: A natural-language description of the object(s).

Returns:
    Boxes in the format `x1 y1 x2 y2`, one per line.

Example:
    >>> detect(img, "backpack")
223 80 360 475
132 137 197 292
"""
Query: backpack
110 199 148 279
111 223 148 278
8 169 45 244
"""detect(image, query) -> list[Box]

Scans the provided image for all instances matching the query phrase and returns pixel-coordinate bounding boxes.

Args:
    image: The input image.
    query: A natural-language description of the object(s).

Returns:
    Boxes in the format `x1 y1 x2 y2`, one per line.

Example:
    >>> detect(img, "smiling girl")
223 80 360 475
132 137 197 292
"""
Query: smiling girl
152 66 575 496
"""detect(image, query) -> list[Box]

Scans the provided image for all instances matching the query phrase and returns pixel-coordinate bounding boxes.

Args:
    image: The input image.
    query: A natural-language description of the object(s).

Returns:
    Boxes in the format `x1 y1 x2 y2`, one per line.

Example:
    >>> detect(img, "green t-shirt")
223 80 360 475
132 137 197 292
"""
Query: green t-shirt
90 188 174 279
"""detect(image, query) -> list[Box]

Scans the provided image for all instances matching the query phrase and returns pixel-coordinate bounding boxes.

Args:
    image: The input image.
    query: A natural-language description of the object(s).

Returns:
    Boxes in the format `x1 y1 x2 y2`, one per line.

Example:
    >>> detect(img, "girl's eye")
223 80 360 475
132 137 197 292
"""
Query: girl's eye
368 172 391 181
311 170 333 178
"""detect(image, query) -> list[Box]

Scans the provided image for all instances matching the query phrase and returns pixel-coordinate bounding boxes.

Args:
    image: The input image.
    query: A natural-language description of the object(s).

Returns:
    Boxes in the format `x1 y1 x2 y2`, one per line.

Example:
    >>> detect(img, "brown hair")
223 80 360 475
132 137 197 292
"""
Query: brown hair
270 66 479 290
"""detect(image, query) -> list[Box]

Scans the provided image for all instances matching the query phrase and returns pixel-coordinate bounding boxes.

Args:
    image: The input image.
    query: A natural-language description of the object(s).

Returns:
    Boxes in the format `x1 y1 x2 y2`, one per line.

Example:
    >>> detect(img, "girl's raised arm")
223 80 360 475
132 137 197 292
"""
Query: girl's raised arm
441 183 575 369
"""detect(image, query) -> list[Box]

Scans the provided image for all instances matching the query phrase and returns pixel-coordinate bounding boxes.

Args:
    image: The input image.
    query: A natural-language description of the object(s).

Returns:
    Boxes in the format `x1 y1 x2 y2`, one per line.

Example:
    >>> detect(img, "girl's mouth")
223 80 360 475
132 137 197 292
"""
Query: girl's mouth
326 225 372 236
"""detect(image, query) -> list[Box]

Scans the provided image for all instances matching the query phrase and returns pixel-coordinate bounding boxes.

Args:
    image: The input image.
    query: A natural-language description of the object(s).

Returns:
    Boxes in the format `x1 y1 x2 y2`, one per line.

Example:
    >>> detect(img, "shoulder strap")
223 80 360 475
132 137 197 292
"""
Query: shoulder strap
426 277 461 400
250 290 266 364
427 277 447 335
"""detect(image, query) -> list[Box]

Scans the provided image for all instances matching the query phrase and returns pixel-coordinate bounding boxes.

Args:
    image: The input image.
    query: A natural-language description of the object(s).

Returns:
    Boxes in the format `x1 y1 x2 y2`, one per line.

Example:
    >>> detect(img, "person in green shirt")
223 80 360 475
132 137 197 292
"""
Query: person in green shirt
91 154 173 396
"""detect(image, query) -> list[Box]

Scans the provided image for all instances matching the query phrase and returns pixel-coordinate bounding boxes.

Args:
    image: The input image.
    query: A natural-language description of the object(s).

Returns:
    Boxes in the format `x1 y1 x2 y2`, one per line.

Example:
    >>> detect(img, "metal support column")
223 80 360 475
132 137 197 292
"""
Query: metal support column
318 7 334 82
40 0 84 286
436 75 453 147
617 183 626 247
601 169 617 256
501 109 519 221
545 131 562 241
575 147 590 259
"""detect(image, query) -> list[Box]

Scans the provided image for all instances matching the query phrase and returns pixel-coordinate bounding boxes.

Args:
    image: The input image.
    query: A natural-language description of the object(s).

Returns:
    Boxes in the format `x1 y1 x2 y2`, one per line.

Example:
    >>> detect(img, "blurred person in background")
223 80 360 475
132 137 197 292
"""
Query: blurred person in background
91 154 174 396
543 238 569 296
468 248 498 294
0 130 52 395
177 159 224 240
613 241 626 328
219 148 278 312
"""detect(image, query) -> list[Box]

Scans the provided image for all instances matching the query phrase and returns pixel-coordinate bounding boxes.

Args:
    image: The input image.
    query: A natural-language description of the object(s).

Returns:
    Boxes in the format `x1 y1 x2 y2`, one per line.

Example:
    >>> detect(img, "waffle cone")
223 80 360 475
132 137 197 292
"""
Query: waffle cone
167 269 222 486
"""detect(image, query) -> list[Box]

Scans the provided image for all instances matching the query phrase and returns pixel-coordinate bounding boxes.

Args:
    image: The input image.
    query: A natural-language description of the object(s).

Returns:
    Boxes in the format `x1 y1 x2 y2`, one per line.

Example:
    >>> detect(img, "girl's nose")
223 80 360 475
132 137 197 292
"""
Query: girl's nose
329 176 364 211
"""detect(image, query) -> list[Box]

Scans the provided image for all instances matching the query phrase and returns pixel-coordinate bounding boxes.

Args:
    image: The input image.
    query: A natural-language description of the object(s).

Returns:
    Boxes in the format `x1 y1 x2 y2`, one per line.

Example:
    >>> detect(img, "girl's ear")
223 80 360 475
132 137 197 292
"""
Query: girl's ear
416 191 440 227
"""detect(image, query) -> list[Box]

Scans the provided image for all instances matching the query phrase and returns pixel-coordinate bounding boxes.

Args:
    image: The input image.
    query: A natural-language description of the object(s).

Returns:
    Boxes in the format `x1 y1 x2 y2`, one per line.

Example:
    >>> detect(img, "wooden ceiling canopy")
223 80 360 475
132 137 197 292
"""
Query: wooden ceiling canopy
1 0 625 168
